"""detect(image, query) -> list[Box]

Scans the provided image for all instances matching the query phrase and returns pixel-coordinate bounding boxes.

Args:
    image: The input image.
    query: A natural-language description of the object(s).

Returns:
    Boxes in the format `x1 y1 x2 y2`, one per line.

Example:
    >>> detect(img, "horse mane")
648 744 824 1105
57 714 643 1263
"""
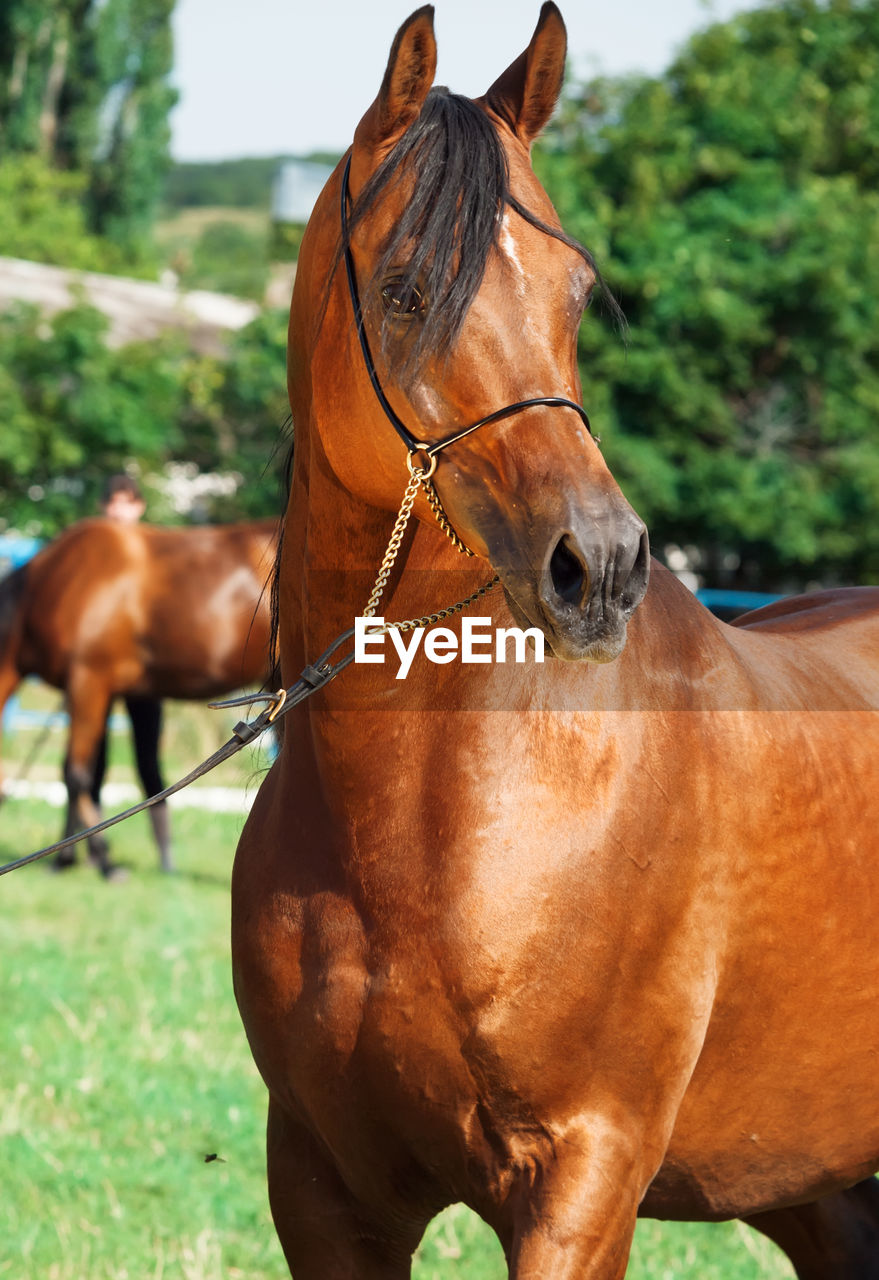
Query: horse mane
341 86 625 379
345 87 508 377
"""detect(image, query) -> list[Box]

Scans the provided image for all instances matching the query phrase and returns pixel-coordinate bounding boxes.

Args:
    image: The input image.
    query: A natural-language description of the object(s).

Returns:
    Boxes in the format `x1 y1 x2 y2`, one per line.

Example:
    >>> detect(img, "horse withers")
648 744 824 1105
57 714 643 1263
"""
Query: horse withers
232 7 879 1277
0 516 277 876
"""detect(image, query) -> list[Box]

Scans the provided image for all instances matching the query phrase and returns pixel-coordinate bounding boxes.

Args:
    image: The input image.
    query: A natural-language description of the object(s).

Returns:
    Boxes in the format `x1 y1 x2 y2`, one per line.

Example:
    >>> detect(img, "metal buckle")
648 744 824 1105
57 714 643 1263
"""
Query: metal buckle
406 445 437 480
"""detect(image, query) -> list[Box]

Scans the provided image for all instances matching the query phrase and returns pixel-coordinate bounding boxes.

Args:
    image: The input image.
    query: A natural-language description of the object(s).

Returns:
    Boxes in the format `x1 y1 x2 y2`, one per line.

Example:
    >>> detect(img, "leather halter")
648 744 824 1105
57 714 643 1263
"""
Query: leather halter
340 153 594 476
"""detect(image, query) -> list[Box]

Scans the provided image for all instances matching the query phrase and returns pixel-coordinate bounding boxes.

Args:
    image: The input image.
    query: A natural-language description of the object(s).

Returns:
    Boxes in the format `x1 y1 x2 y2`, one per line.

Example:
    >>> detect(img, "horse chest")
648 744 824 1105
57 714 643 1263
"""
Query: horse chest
240 764 704 1180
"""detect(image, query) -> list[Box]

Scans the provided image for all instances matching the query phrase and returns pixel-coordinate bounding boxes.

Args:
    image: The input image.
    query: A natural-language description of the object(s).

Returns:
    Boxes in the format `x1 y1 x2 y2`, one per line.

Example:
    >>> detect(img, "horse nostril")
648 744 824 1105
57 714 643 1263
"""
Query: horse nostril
550 535 587 606
620 528 651 611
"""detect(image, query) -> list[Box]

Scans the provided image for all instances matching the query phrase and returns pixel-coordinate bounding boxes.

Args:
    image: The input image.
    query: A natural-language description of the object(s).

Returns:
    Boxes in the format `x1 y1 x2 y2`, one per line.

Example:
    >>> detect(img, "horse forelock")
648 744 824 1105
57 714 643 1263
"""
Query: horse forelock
341 87 624 380
346 87 509 378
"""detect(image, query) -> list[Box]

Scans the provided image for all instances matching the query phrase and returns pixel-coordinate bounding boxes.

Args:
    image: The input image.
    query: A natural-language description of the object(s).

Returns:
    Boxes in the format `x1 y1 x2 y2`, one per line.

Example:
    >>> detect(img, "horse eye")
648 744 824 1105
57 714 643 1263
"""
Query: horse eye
381 279 425 317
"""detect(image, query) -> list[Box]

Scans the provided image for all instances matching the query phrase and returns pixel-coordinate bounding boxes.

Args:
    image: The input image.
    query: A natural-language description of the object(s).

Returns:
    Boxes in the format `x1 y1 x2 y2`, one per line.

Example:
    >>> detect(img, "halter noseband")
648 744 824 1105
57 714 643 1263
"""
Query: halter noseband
340 154 594 478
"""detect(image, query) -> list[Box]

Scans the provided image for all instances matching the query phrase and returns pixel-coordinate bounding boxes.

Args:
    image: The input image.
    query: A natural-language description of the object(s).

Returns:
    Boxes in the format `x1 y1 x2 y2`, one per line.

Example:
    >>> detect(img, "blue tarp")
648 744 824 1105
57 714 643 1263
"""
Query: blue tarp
696 588 784 613
0 534 42 571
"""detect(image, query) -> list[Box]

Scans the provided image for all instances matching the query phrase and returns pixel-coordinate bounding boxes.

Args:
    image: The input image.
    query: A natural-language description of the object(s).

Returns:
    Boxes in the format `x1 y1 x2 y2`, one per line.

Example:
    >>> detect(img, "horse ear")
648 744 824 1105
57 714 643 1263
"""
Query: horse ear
356 6 437 154
484 2 567 148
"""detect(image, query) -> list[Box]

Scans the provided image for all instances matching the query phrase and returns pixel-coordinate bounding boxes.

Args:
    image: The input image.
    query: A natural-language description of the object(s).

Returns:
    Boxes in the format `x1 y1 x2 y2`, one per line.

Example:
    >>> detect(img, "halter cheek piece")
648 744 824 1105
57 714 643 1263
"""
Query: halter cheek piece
340 154 595 489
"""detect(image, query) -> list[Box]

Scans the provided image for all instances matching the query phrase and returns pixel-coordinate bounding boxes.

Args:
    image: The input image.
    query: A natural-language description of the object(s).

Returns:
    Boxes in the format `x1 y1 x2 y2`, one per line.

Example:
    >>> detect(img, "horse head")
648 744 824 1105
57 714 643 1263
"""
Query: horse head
291 3 649 662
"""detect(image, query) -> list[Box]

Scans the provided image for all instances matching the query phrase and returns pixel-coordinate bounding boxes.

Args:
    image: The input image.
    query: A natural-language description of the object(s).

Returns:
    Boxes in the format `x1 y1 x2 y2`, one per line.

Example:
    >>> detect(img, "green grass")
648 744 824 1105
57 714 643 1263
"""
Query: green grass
0 801 281 1280
0 693 794 1278
155 206 270 246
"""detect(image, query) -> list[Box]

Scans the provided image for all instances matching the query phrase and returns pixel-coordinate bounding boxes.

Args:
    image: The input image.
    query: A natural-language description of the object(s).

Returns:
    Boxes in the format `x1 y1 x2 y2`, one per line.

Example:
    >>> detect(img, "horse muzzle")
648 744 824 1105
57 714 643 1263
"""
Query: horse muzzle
500 511 651 662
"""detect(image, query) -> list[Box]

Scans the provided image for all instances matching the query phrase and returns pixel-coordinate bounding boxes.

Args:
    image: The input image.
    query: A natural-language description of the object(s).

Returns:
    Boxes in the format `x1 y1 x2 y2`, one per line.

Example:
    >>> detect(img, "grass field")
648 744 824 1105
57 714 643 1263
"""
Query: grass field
0 692 794 1278
154 206 270 251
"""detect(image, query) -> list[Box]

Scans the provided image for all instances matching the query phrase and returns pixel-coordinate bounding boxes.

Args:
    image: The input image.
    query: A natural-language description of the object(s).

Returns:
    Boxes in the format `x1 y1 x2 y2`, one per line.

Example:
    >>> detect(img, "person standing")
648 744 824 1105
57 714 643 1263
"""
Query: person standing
100 474 147 525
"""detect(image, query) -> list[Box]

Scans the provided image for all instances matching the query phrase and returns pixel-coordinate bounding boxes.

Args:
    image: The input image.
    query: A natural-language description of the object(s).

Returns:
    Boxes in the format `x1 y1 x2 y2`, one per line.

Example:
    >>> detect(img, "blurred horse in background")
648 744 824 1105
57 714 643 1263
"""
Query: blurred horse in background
0 517 277 875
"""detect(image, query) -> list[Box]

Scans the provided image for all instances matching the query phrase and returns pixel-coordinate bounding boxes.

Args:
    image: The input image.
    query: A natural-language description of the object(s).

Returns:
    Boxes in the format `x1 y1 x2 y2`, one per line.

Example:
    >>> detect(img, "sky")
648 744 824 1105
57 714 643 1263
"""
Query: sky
169 0 764 161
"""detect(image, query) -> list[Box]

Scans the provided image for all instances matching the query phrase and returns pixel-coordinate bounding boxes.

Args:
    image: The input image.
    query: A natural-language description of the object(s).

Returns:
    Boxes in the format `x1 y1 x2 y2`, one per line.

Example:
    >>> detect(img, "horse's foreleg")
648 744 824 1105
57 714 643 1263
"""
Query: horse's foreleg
266 1098 426 1279
126 696 173 871
501 1121 646 1280
60 669 114 875
744 1179 879 1280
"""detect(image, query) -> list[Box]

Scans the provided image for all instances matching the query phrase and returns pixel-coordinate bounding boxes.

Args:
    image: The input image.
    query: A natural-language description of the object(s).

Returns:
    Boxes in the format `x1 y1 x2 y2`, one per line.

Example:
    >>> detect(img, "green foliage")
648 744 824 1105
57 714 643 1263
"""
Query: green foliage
163 156 287 211
0 0 176 263
0 154 128 271
537 0 879 588
0 301 184 530
0 302 290 536
178 306 292 519
270 220 307 261
161 153 343 213
179 220 272 300
84 0 177 255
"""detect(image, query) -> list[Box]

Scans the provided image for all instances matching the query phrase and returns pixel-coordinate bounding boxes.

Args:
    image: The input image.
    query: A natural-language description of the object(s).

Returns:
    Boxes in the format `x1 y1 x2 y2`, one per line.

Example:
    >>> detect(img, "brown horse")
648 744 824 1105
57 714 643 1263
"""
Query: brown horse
0 516 277 875
231 7 879 1277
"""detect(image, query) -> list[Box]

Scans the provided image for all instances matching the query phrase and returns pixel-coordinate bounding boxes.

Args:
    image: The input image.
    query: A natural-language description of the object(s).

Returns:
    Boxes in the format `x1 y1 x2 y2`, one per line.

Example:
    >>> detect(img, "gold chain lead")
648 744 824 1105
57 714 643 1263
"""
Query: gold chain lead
362 470 423 618
421 477 474 557
362 465 498 629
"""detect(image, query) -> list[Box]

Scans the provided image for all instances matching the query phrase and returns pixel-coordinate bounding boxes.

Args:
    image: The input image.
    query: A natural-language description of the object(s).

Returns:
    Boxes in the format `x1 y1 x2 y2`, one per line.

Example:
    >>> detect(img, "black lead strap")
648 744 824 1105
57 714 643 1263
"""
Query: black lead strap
0 630 356 877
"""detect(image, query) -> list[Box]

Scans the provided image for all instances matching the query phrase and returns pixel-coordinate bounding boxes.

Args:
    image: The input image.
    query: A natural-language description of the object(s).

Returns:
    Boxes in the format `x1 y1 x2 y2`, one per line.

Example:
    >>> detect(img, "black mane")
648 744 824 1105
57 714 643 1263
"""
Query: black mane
346 87 507 374
342 86 624 376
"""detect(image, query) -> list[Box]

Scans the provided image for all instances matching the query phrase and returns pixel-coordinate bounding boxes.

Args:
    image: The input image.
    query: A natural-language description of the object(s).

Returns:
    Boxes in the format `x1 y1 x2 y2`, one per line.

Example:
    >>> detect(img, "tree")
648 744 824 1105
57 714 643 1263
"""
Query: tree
175 307 291 519
536 0 879 588
0 0 176 262
178 221 271 301
83 0 177 255
0 154 124 270
0 301 186 531
0 302 290 537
